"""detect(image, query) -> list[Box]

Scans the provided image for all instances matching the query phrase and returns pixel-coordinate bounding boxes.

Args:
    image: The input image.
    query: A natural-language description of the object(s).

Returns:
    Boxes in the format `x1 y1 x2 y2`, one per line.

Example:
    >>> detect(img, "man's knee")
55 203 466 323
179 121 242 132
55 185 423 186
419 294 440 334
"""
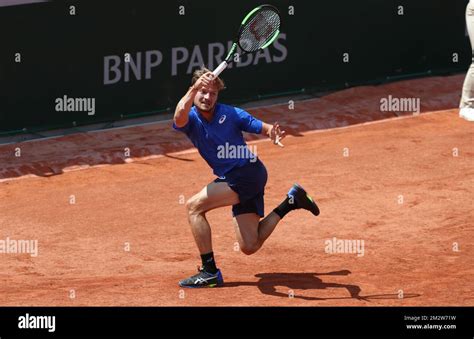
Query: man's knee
186 196 204 216
240 241 261 255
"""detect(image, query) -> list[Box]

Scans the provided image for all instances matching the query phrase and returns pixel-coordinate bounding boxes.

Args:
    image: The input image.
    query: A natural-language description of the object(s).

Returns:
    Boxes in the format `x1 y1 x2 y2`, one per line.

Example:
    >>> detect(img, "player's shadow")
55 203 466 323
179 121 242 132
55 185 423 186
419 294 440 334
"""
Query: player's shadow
224 270 421 301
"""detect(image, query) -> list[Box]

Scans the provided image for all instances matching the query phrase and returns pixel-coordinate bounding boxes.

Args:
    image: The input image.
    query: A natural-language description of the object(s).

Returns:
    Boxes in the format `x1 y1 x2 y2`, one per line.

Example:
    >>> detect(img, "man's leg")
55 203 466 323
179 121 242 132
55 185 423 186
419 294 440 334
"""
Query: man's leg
179 181 239 288
185 181 239 254
460 1 474 121
233 212 281 255
233 183 320 256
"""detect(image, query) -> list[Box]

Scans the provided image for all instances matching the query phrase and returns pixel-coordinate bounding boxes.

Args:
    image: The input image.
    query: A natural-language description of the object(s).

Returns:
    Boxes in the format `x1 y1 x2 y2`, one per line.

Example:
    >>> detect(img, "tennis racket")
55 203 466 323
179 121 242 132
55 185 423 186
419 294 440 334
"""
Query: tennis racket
212 4 281 77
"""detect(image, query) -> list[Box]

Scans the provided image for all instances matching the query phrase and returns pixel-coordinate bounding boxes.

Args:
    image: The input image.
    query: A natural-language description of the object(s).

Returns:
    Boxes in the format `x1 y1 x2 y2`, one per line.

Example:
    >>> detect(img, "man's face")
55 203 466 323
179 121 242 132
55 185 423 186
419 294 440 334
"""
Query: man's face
194 84 218 113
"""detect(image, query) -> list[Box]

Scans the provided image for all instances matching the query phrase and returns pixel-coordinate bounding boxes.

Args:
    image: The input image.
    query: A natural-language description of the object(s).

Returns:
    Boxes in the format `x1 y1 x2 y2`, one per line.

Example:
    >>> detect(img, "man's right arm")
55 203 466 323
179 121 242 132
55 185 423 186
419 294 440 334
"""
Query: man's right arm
173 86 198 128
174 72 215 128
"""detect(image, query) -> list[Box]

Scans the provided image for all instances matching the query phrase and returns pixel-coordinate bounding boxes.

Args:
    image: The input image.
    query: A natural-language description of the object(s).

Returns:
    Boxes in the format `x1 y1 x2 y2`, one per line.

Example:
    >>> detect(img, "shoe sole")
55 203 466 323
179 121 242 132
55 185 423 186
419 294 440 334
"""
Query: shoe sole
178 282 223 288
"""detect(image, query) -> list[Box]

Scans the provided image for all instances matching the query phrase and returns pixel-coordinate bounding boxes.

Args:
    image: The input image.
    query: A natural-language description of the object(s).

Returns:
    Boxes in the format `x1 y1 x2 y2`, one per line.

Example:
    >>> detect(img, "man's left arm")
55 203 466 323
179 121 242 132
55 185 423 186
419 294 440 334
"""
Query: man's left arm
236 108 286 147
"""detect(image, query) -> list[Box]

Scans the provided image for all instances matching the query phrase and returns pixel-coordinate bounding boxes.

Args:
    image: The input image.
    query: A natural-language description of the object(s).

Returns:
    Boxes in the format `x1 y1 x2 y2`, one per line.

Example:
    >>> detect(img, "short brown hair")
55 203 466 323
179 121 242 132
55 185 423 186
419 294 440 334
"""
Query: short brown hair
191 66 225 91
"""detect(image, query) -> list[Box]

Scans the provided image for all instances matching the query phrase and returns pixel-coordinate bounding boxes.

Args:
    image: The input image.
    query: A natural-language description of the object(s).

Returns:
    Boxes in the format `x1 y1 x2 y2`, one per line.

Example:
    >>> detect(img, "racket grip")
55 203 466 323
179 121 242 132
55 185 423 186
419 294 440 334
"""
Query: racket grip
212 61 228 77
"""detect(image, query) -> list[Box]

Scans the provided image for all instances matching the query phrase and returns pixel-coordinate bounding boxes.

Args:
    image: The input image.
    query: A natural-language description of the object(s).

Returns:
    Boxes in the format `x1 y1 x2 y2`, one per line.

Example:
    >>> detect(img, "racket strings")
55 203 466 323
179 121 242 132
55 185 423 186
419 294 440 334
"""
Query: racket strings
239 9 280 52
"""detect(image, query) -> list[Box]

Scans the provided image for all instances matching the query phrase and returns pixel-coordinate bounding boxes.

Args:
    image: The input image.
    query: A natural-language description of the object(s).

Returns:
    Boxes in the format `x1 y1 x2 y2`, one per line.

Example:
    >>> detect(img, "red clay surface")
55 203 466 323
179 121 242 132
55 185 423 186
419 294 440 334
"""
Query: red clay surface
0 74 472 306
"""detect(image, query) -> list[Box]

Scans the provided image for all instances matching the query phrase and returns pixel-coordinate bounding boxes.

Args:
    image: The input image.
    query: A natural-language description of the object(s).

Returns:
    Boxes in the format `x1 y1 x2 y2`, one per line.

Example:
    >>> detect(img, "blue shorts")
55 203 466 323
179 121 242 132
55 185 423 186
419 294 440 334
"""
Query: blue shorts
214 158 268 217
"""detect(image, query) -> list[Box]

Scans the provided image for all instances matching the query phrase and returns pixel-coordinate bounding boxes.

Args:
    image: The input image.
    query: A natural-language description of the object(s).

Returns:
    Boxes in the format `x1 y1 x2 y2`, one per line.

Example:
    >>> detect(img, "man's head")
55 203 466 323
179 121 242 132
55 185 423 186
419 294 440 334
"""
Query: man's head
191 67 225 113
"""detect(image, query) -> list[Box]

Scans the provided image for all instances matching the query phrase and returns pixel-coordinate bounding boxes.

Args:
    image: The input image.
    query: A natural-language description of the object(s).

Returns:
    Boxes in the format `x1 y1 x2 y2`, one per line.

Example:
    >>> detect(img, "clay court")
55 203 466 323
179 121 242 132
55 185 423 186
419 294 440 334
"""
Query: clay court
0 74 472 306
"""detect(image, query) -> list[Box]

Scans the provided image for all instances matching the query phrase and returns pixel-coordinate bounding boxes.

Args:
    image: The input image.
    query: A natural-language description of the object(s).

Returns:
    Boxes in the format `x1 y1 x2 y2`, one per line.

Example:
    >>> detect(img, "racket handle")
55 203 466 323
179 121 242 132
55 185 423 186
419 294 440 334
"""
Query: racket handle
212 61 228 77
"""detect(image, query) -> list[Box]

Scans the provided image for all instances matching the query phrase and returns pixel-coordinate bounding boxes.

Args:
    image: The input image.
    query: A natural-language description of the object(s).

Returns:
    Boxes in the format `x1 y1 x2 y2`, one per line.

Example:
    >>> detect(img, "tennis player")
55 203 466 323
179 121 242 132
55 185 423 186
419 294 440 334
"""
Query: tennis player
173 67 320 288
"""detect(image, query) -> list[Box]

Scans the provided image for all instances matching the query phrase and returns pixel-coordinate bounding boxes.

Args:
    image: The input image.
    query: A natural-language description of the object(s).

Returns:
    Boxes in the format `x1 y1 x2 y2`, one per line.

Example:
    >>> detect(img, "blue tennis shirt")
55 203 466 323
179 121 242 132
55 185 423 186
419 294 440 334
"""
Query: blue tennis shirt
173 103 263 177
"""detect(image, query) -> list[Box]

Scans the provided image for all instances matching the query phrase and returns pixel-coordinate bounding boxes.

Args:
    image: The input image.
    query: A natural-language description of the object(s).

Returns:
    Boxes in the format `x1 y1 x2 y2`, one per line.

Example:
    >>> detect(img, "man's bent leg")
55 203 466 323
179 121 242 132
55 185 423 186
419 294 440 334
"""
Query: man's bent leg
233 212 281 255
257 211 282 242
233 183 320 256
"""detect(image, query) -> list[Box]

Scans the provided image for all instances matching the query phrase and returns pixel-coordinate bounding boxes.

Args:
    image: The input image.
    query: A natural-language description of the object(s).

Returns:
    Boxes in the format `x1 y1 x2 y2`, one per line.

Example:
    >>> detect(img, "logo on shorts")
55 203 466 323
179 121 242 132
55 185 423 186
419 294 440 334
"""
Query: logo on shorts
218 115 226 124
